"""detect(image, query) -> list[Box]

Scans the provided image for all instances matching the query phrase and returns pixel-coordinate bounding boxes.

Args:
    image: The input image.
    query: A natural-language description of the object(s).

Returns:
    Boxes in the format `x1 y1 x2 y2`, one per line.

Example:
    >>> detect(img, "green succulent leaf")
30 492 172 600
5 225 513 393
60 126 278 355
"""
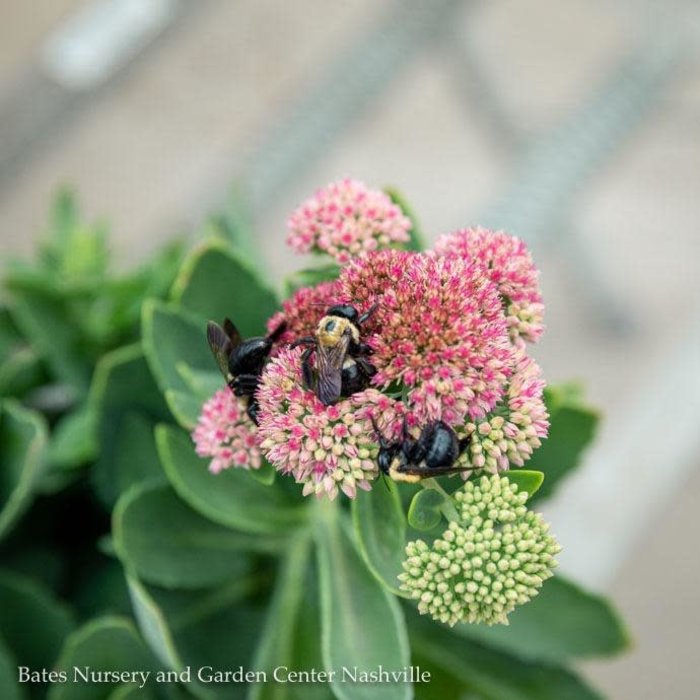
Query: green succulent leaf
407 489 446 532
129 576 261 700
451 576 630 663
49 617 160 700
0 635 24 700
10 293 91 395
156 424 305 535
315 505 411 700
113 482 278 589
384 187 425 252
352 480 407 597
0 309 43 396
0 569 75 672
248 533 315 700
0 400 48 541
47 404 98 470
142 300 215 398
164 390 203 431
529 386 599 503
282 264 341 297
90 344 171 506
503 470 544 498
170 239 278 337
407 610 603 700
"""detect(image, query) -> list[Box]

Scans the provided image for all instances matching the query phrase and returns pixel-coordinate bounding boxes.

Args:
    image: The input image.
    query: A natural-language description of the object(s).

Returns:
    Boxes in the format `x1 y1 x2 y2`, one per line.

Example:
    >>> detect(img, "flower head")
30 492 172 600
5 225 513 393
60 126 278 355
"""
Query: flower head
399 475 560 626
266 280 341 346
287 178 411 263
256 348 403 500
433 227 544 343
457 349 549 473
339 250 513 425
192 389 262 473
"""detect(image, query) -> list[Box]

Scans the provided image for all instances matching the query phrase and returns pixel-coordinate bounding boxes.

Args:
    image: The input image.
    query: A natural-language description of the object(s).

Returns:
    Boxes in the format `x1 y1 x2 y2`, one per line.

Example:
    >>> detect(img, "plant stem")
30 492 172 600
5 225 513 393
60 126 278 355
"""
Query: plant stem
420 478 461 523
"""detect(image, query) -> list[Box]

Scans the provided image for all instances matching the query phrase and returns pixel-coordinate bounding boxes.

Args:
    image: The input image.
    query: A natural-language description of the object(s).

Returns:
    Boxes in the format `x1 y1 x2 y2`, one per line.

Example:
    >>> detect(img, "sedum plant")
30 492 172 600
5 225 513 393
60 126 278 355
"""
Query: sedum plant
0 181 628 700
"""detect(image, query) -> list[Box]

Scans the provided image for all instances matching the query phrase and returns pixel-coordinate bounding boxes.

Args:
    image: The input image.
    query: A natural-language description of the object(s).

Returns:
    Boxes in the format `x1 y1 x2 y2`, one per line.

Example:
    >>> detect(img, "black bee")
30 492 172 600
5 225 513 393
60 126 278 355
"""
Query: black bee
291 304 377 405
206 318 286 424
371 417 472 483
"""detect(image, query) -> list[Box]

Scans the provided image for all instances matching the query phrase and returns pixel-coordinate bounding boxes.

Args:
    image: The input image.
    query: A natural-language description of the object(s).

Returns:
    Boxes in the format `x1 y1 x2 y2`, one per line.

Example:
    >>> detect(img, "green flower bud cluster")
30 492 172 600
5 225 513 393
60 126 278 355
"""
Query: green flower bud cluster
399 475 561 626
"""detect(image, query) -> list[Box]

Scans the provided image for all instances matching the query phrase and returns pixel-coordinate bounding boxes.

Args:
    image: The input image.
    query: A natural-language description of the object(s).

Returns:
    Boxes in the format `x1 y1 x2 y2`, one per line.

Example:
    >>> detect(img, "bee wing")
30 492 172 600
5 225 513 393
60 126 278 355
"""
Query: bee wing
207 321 234 380
222 318 243 348
315 331 351 405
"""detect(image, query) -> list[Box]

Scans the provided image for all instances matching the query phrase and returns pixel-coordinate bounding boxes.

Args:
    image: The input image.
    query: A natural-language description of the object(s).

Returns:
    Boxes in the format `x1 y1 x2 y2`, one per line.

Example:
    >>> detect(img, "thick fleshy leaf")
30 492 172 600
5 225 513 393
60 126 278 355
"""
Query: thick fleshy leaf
113 482 280 589
164 365 221 430
90 344 171 506
407 489 445 532
49 617 159 700
529 386 599 503
47 405 98 470
452 576 630 663
503 470 544 498
0 569 74 672
0 309 42 396
128 576 260 700
156 425 305 534
352 480 406 596
10 293 90 394
315 505 411 700
282 264 341 297
407 610 603 700
170 239 278 337
0 400 48 541
384 188 425 252
141 301 214 397
164 390 202 431
248 533 315 700
0 635 24 700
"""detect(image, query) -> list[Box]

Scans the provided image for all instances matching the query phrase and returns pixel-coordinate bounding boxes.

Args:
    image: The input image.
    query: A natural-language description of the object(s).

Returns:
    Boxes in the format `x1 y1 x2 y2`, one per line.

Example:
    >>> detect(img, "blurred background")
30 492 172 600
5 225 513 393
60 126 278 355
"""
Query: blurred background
1 0 699 696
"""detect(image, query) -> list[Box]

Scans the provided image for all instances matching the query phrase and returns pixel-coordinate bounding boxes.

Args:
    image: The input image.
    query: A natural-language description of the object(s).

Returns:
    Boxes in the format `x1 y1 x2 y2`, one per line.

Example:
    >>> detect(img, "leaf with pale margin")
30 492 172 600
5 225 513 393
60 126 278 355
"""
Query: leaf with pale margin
352 480 407 596
0 400 48 541
156 424 305 535
451 576 630 663
315 508 411 700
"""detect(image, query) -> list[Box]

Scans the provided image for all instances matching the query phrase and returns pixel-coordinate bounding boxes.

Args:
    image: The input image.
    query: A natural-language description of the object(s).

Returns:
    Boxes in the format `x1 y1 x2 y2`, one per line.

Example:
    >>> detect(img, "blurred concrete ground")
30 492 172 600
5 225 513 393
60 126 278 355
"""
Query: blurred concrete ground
1 1 699 697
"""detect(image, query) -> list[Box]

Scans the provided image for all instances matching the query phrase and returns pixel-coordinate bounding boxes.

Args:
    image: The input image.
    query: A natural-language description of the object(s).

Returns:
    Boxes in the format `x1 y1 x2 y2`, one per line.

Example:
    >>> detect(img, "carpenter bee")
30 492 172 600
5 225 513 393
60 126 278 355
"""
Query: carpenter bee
371 417 472 483
291 304 377 405
206 318 286 424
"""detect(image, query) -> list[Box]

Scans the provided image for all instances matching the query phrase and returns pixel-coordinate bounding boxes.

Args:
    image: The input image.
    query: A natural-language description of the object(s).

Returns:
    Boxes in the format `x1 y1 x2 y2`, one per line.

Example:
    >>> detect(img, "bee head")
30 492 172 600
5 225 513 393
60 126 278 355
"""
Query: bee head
325 304 359 324
316 316 359 347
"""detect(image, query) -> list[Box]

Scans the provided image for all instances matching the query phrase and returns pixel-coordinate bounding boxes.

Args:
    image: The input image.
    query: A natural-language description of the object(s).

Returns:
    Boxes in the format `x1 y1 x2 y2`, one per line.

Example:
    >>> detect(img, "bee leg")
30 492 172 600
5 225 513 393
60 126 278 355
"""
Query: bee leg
301 347 314 390
246 398 261 425
354 356 377 378
290 336 316 349
458 434 472 454
351 342 374 357
358 303 379 325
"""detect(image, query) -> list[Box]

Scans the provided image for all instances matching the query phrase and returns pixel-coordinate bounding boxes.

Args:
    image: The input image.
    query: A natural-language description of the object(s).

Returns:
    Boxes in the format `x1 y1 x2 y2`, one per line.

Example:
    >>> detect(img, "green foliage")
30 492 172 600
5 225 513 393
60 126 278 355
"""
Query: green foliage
0 400 48 541
0 190 627 700
529 386 599 503
315 506 410 700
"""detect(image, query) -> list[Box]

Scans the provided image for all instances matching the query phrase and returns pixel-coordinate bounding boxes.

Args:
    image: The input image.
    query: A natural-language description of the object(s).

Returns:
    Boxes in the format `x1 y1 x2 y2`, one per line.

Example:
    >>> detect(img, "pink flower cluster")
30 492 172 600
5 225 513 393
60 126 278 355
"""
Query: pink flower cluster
255 348 403 499
286 178 411 263
192 389 262 473
433 227 544 343
193 181 550 496
339 250 513 425
456 348 549 473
